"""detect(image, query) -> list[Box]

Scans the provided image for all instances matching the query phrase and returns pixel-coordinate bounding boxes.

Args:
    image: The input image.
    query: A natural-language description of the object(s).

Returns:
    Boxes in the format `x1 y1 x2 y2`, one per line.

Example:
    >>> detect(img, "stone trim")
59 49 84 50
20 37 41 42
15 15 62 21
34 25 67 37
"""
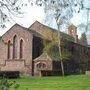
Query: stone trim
0 59 29 67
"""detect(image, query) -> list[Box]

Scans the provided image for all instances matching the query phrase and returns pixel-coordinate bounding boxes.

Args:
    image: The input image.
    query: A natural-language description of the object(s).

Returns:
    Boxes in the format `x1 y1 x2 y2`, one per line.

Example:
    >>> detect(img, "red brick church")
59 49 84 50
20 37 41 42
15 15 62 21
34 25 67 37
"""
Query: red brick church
0 21 90 76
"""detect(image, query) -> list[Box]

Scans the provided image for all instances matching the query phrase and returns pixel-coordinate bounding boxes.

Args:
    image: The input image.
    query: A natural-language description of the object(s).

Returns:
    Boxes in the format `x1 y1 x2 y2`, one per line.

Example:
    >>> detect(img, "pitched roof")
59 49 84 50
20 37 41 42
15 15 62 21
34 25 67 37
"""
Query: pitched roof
0 23 44 39
29 21 74 42
34 53 52 61
68 24 77 29
15 24 44 38
11 24 43 38
0 21 74 42
28 29 44 38
34 52 60 61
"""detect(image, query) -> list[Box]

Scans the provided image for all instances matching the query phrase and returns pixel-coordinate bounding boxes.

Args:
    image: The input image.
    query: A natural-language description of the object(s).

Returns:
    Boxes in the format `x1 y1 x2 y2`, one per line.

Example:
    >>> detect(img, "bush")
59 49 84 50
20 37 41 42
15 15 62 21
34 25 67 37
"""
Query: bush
0 78 20 90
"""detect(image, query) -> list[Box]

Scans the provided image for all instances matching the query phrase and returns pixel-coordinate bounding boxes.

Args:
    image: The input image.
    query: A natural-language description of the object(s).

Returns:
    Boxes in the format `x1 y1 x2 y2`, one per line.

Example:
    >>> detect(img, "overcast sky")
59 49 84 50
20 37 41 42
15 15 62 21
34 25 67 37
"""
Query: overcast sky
0 1 45 35
0 0 90 44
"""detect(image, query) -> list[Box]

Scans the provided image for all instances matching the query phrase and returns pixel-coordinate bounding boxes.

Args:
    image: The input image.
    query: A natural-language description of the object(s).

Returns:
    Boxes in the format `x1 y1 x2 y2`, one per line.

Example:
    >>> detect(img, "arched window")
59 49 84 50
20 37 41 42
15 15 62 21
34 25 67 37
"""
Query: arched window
20 39 23 59
7 40 10 59
13 35 17 59
36 63 46 70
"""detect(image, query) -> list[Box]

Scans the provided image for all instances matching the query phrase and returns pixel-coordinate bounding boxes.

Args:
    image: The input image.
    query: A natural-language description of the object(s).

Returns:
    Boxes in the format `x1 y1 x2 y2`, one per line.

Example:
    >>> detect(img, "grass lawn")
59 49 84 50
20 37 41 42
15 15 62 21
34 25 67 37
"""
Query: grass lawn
9 75 90 90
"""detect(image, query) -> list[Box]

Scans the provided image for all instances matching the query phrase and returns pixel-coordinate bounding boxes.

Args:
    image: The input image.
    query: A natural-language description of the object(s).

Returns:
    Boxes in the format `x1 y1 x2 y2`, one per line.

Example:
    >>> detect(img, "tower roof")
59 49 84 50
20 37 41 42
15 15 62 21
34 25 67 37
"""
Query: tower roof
68 24 77 29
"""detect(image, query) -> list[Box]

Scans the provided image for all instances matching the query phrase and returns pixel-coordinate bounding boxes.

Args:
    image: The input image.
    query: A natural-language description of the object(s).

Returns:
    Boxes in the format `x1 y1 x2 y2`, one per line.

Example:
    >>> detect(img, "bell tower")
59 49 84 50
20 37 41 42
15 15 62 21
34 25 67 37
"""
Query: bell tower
68 24 78 43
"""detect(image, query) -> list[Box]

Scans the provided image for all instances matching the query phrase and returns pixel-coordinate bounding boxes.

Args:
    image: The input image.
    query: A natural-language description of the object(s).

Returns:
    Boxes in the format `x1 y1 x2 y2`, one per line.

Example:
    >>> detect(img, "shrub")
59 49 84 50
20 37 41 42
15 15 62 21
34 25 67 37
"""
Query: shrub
0 78 20 90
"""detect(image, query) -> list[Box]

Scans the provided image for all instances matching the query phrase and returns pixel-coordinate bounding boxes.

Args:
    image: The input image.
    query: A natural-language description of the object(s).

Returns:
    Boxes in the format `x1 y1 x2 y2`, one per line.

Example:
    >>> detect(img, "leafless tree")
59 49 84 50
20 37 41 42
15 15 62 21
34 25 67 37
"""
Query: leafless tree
0 0 27 28
35 0 85 76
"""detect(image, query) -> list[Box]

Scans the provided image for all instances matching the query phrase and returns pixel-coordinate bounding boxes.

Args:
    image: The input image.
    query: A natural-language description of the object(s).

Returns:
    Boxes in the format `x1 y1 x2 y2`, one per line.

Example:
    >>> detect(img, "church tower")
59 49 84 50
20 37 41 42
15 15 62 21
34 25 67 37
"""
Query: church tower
68 24 78 43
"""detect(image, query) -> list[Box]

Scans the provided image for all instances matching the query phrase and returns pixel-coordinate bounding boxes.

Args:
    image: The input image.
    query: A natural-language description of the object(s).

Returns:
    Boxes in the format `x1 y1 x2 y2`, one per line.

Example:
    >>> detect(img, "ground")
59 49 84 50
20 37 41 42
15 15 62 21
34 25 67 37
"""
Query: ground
7 75 90 90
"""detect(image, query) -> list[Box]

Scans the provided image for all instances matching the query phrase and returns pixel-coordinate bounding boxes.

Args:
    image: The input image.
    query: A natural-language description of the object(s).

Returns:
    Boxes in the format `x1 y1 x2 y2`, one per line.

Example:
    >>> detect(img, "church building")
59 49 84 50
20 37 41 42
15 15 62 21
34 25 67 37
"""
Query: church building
0 21 90 76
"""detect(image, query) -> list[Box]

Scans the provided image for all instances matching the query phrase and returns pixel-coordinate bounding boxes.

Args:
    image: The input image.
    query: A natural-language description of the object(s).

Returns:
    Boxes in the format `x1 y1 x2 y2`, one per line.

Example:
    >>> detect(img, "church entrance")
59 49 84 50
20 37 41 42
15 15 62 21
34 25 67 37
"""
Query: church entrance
40 70 52 76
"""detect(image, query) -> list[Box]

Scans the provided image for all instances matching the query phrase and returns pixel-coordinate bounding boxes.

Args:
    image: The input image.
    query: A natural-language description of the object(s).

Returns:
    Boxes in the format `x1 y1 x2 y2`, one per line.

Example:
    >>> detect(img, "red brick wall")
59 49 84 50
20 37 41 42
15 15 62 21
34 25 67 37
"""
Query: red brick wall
0 24 33 76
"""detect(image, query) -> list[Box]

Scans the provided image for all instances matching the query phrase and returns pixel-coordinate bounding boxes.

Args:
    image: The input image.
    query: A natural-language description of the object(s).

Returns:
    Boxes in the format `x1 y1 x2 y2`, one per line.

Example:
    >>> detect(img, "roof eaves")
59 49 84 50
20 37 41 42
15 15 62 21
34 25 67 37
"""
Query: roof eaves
28 28 44 38
34 53 52 61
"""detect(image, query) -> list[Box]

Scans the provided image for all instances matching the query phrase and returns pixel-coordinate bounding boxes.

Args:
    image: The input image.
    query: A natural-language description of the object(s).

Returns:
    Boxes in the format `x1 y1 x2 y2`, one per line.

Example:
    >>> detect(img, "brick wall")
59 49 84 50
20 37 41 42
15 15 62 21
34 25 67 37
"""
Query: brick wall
0 24 33 76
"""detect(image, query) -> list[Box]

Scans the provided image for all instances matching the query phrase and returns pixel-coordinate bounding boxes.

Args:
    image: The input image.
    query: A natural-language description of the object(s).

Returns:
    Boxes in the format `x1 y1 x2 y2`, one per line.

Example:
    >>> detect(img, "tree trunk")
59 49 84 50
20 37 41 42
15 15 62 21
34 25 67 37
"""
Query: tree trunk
61 60 65 76
56 22 65 76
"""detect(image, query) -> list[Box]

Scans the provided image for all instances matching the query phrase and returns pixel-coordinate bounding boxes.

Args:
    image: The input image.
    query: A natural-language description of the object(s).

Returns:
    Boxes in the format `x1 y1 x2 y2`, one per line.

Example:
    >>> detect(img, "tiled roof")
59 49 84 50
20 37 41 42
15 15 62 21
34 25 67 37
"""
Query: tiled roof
30 21 74 42
28 29 44 38
34 53 52 61
0 21 74 42
34 53 59 61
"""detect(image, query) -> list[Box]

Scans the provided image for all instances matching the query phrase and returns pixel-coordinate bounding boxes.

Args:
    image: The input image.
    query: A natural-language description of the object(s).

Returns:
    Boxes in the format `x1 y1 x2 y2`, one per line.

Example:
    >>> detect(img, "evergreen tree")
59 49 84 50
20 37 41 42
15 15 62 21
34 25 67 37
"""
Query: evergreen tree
80 32 88 46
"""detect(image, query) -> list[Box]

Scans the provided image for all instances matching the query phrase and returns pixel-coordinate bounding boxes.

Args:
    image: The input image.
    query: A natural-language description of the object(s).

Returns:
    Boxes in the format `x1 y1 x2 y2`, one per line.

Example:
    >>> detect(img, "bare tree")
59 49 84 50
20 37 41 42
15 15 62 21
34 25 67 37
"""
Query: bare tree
35 0 84 27
34 0 84 76
0 0 27 28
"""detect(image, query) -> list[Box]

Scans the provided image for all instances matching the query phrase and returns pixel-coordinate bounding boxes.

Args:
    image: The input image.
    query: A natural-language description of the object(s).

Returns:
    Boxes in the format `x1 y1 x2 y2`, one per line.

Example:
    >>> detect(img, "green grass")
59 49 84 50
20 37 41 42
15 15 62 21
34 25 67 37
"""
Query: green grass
10 75 90 90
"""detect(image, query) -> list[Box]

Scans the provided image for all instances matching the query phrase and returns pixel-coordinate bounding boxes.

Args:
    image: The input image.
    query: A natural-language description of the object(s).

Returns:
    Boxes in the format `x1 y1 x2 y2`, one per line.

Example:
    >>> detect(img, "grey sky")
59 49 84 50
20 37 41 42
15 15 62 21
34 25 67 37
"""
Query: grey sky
0 0 90 44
